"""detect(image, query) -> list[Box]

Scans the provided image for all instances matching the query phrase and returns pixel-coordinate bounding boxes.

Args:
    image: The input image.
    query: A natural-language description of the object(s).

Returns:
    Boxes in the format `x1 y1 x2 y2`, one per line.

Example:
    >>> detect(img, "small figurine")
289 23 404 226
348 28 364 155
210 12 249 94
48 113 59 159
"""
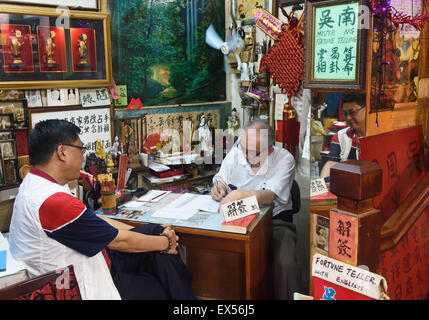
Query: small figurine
45 30 59 68
109 136 121 157
194 114 213 156
227 107 240 135
106 155 114 174
95 139 107 160
127 144 141 169
9 30 24 65
76 33 91 68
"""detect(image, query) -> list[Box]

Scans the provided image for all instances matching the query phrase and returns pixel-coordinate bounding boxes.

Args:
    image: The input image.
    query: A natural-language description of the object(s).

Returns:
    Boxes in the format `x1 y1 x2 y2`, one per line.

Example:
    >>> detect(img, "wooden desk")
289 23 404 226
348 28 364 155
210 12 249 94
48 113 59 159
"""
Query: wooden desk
99 194 273 300
309 201 336 296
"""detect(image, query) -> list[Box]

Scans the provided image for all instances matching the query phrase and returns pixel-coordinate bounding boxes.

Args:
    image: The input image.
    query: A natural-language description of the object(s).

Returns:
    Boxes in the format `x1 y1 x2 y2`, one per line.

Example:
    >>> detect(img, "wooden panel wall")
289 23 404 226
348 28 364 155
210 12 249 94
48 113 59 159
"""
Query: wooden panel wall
366 0 429 169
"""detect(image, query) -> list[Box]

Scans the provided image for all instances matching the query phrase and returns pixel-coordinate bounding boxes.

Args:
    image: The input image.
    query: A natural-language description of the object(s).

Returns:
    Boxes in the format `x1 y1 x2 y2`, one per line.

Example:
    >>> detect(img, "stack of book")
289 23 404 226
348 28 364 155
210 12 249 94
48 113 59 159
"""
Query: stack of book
146 162 184 184
310 191 337 206
154 153 199 165
221 213 259 234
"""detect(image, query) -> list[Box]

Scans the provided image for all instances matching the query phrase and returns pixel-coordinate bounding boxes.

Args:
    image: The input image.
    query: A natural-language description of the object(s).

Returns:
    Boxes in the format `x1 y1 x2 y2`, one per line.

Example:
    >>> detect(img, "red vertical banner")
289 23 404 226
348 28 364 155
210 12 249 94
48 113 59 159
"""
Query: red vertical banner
329 210 359 266
378 209 429 300
360 126 425 221
14 129 29 157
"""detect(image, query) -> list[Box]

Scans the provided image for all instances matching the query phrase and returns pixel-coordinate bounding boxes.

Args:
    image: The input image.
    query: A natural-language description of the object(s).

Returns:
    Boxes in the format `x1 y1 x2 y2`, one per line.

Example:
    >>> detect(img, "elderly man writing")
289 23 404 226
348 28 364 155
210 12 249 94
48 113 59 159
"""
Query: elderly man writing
211 119 301 299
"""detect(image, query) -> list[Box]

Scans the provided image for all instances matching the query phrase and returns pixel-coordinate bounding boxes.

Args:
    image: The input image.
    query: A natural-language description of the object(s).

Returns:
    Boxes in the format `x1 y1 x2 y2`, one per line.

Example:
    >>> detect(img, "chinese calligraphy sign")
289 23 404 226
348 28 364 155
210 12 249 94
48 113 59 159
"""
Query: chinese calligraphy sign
305 0 366 90
30 107 112 154
329 209 358 265
314 2 359 80
360 126 425 221
221 196 260 222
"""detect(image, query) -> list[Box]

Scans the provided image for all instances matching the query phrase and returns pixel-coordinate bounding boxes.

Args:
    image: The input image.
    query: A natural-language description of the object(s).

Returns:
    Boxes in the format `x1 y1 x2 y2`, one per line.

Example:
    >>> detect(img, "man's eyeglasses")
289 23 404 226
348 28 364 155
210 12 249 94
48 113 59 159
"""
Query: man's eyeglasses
238 143 265 157
343 106 365 118
62 144 87 154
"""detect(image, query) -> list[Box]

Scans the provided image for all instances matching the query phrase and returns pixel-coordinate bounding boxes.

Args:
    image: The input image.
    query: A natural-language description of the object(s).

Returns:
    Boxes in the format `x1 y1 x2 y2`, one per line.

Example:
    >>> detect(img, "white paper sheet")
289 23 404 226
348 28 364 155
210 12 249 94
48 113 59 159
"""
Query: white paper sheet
275 94 288 121
197 195 220 213
151 208 197 220
122 201 145 209
151 193 201 219
148 162 170 172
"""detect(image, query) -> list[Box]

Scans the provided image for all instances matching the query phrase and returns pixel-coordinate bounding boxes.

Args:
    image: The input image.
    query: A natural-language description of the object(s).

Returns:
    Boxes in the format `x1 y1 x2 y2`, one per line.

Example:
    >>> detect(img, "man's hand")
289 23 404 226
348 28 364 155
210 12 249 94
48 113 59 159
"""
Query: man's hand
219 190 244 207
211 181 227 201
161 225 179 254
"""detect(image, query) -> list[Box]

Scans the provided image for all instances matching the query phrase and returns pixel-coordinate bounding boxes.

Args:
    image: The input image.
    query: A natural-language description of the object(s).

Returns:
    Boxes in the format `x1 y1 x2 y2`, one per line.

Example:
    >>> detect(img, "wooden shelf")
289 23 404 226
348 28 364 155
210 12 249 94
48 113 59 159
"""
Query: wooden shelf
0 183 19 191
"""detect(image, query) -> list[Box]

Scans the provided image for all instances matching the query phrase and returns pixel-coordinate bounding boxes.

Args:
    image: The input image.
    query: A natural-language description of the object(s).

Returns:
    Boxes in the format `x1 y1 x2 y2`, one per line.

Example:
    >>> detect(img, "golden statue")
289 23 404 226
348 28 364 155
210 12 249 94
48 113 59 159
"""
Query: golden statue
45 30 57 66
76 33 90 68
106 155 114 173
9 30 24 65
95 139 107 160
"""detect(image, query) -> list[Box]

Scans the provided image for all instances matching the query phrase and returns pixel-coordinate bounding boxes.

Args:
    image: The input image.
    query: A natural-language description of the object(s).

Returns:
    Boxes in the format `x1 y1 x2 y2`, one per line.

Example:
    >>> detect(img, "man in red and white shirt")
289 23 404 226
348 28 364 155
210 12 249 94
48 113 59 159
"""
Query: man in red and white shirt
9 119 195 300
321 94 366 178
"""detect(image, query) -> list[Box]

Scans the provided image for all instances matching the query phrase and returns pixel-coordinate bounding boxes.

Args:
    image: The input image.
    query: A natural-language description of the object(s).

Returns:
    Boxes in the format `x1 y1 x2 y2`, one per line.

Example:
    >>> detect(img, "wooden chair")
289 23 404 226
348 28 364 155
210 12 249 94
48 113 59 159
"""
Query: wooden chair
0 265 81 300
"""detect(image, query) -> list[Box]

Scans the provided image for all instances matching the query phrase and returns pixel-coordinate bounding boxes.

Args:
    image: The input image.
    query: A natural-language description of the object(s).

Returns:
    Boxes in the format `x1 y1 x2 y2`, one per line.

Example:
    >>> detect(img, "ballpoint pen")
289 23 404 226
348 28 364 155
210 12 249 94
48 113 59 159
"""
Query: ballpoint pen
149 191 167 202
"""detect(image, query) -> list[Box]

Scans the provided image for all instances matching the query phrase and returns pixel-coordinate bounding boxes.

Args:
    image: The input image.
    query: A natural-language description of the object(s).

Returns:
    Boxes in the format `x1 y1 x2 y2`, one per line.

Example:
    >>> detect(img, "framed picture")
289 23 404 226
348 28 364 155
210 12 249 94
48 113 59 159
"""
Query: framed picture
37 26 67 73
278 0 305 6
0 160 4 186
2 159 18 185
0 24 34 73
25 90 43 107
70 28 97 73
236 0 270 24
46 88 65 106
46 88 80 106
65 88 80 105
29 106 113 153
0 0 98 11
303 0 367 90
80 87 111 107
0 6 112 89
0 141 16 160
0 100 28 128
109 0 226 107
0 131 13 140
0 113 14 130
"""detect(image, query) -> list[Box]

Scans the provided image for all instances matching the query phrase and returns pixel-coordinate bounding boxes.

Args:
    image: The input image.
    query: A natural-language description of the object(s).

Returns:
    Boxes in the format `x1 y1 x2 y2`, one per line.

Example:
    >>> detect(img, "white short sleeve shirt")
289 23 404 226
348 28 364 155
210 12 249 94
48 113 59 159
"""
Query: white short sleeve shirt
213 145 295 216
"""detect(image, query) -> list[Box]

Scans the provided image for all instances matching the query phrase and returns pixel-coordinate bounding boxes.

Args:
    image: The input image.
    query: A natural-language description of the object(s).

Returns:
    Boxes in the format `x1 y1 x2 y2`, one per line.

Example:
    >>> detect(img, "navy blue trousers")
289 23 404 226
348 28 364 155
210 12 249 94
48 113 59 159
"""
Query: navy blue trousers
106 223 196 300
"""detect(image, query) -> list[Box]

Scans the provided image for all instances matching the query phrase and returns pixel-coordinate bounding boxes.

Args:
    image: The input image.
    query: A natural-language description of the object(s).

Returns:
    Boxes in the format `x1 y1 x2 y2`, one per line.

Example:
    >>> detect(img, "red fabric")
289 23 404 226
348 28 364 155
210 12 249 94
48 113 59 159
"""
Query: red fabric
102 248 112 271
14 129 29 156
30 168 59 184
39 192 86 231
16 267 82 300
